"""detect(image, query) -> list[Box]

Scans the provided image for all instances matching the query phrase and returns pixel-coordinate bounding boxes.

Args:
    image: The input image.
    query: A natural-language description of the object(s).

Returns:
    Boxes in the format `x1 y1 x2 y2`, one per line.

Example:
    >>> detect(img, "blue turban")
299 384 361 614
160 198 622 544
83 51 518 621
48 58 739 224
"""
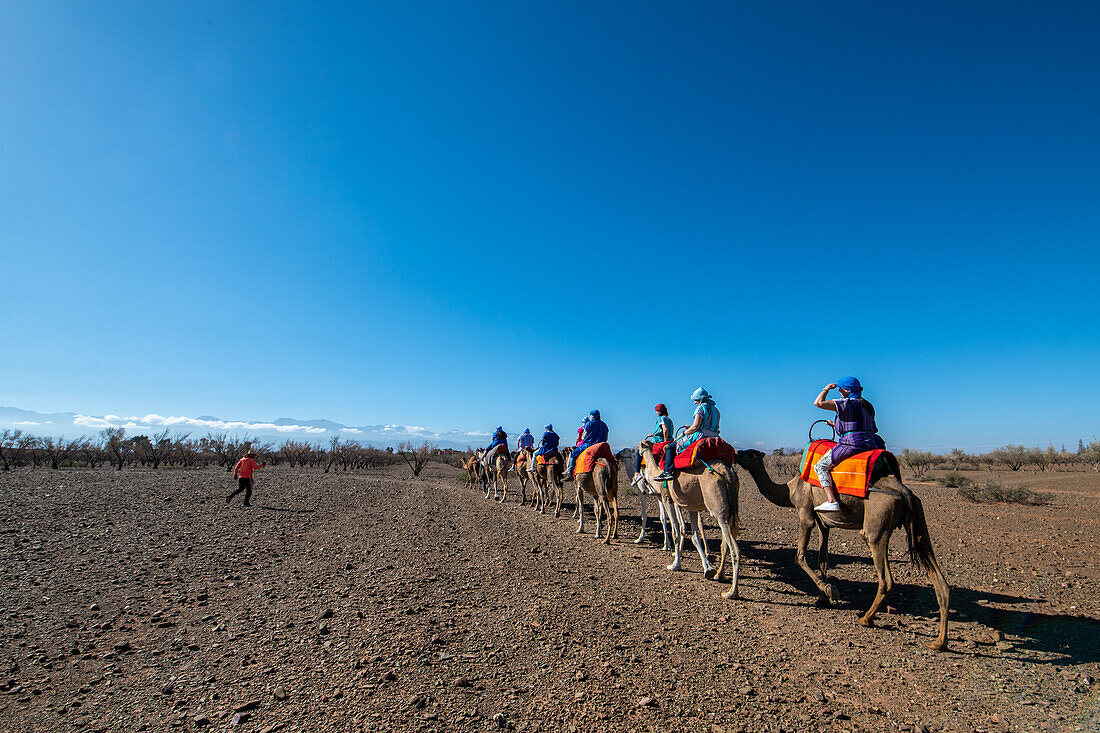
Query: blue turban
691 387 713 403
589 409 600 420
523 428 531 435
544 424 553 432
837 377 863 396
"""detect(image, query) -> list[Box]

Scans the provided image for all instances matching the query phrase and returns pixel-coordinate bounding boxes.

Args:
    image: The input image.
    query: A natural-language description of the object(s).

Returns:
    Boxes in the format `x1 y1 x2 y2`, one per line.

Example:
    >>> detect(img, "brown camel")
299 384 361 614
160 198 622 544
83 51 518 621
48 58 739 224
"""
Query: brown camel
532 451 562 515
462 451 484 490
514 448 534 505
482 450 511 502
733 449 950 651
638 442 741 599
572 453 619 544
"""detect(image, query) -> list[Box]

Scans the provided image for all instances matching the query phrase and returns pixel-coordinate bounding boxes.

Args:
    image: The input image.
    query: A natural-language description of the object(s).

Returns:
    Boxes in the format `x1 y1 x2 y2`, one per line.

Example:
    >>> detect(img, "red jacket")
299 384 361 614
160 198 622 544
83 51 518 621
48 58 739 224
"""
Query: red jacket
233 456 264 479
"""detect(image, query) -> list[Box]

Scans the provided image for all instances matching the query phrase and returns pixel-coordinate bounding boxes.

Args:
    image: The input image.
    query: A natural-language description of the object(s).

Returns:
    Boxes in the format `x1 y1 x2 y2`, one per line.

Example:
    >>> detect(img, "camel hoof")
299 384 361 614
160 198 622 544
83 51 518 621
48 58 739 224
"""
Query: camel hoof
826 583 840 602
703 567 718 580
667 562 681 571
721 589 739 600
634 535 645 544
662 544 673 552
858 617 875 628
926 639 948 652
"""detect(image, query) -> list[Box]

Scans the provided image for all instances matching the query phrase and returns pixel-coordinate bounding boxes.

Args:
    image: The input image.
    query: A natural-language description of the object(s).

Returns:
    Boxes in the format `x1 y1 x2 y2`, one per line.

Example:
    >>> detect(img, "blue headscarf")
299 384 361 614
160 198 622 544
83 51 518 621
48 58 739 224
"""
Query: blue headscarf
837 376 863 397
691 387 715 405
523 428 531 435
589 409 600 420
544 424 553 432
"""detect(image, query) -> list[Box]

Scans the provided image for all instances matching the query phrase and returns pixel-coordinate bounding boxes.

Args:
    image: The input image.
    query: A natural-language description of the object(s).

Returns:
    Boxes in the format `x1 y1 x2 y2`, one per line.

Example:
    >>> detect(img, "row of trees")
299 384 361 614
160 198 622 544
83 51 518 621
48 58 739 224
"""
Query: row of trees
768 442 1100 479
900 443 1100 478
0 428 453 475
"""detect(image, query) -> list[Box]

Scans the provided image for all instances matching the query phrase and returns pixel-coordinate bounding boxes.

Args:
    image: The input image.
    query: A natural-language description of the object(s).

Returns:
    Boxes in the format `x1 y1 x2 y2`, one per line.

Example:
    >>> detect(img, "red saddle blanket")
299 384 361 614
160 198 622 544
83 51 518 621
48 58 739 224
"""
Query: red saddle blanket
575 442 615 474
651 437 737 470
798 439 897 499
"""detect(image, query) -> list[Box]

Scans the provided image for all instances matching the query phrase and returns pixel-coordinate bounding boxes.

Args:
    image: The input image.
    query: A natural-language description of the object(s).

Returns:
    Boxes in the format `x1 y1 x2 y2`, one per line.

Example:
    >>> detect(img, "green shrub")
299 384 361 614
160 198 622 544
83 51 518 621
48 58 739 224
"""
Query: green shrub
937 471 974 488
958 480 1053 505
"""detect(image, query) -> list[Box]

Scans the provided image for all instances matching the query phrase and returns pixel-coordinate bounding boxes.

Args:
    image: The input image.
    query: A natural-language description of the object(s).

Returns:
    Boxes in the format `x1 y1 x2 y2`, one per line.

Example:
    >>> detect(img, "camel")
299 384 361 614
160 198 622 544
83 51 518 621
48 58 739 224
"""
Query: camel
620 448 679 550
513 448 534 505
733 448 950 650
571 448 619 544
638 442 741 599
532 451 562 515
481 449 511 502
462 450 485 490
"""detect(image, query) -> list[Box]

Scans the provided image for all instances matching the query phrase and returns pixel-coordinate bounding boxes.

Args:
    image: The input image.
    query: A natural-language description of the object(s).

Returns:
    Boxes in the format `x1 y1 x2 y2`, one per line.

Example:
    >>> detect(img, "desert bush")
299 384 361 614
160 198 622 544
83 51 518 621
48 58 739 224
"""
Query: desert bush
397 441 437 477
936 471 974 489
958 479 1053 505
986 444 1027 471
901 448 936 479
1079 441 1100 473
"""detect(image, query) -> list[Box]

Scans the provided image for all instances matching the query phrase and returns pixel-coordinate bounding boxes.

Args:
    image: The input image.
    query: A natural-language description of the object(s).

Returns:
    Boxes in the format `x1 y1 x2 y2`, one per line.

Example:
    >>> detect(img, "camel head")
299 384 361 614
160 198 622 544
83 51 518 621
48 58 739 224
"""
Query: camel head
734 448 765 466
637 440 655 454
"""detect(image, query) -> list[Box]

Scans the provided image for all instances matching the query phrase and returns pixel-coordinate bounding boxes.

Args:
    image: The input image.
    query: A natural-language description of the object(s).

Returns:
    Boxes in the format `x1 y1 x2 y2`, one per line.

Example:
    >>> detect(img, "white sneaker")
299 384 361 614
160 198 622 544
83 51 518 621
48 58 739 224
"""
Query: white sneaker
814 501 842 512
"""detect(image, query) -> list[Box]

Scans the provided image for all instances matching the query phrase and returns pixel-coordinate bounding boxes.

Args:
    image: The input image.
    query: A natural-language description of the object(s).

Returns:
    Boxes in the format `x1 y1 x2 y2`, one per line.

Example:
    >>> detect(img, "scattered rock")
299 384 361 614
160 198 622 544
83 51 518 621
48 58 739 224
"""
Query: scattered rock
193 715 211 727
318 608 334 620
452 676 472 687
161 682 175 695
636 696 657 708
233 700 260 713
113 641 130 652
317 623 331 635
273 686 287 701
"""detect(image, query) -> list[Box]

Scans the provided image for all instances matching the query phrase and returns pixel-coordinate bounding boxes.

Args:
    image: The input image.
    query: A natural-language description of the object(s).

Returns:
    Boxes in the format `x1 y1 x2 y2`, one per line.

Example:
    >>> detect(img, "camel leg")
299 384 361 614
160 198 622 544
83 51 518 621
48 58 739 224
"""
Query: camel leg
554 479 563 518
594 494 604 541
657 499 673 551
665 498 684 571
690 512 716 578
858 528 893 628
924 555 951 651
719 521 741 600
796 510 837 604
483 471 491 500
575 484 585 534
635 488 649 544
817 526 831 580
498 470 508 503
611 493 619 541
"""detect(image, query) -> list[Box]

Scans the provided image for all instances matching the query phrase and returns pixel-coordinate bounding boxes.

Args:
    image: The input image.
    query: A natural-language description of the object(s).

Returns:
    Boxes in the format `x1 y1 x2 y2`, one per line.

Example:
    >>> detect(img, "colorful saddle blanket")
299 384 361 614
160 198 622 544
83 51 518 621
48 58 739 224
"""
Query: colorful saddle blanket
535 450 562 465
798 439 899 499
515 451 530 467
575 442 615 474
651 437 737 471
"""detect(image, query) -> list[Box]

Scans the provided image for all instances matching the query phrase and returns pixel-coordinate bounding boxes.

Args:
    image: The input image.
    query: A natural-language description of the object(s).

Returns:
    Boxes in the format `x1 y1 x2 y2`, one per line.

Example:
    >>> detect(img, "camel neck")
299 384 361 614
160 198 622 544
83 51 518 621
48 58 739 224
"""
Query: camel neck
742 458 795 508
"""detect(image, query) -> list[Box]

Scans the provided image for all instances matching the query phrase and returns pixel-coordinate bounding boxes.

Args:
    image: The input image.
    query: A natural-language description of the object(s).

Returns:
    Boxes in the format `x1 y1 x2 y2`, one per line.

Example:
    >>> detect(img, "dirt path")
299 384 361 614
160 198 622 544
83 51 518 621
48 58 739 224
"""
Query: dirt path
1 464 1098 732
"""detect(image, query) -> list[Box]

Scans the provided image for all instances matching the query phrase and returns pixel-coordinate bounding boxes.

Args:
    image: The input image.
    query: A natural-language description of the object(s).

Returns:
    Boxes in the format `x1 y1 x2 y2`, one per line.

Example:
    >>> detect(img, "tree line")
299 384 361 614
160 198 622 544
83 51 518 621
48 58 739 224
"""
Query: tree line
0 428 454 475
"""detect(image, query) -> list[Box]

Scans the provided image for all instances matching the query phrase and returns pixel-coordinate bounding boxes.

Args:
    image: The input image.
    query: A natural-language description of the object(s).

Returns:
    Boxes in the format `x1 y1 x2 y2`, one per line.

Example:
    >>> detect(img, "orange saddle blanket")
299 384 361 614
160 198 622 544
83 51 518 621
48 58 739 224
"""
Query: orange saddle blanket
535 450 562 465
798 440 898 499
575 442 615 474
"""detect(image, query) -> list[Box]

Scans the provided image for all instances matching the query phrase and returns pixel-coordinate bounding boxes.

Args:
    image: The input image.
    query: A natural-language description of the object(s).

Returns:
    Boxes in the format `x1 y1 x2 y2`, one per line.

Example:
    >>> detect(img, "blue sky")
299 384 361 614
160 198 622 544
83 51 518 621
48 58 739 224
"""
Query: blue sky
2 1 1098 452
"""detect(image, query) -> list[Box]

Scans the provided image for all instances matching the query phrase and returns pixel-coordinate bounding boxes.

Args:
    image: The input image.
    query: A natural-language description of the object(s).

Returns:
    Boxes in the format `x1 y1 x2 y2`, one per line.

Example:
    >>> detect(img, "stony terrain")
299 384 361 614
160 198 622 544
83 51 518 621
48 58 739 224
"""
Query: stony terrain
0 462 1098 733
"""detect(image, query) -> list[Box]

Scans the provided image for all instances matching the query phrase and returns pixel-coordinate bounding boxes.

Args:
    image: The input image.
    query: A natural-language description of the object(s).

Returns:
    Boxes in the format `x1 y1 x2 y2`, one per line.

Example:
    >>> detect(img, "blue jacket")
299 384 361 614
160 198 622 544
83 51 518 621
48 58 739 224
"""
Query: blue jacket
537 430 560 454
487 429 507 451
577 418 608 449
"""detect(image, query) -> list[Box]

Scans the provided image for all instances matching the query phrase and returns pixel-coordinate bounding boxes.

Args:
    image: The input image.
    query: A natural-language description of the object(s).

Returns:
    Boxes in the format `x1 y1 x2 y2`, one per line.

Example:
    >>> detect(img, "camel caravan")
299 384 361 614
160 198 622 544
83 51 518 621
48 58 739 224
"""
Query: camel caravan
463 381 951 651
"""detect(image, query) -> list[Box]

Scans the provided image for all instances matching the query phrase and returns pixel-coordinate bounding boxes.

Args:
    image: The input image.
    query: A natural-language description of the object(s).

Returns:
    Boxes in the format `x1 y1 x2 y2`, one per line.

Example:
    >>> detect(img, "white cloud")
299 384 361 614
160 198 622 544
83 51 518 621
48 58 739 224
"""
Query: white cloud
341 428 363 434
12 421 41 426
74 413 328 435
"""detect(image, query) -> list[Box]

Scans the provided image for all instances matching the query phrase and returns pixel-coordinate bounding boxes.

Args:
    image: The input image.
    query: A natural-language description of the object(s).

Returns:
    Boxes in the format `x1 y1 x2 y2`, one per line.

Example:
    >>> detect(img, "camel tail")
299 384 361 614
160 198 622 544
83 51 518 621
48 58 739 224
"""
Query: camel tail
902 490 935 572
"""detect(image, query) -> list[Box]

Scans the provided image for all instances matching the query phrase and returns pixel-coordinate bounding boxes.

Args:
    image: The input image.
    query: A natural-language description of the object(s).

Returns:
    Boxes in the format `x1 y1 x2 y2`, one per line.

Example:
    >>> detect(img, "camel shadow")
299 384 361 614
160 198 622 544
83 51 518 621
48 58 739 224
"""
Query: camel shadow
733 540 1100 666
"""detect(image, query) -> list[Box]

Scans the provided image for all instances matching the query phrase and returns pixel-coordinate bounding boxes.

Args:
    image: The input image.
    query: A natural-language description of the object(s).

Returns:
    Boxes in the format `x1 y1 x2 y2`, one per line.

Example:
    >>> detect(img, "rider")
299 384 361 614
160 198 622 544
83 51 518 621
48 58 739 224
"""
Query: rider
516 428 535 458
812 376 886 512
482 426 508 468
658 388 720 481
639 403 675 477
535 424 560 458
562 410 609 481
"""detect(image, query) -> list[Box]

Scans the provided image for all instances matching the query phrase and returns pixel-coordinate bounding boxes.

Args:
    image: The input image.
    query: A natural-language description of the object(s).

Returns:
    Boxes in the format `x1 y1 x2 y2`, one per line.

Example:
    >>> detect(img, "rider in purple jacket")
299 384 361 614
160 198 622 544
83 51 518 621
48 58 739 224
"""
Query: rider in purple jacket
811 377 886 512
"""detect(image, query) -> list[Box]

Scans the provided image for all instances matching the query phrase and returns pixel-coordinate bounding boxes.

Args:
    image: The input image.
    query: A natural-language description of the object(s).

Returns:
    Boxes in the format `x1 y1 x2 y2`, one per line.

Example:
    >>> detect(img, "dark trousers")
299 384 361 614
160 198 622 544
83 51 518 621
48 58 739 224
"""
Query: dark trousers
663 445 675 471
228 477 253 504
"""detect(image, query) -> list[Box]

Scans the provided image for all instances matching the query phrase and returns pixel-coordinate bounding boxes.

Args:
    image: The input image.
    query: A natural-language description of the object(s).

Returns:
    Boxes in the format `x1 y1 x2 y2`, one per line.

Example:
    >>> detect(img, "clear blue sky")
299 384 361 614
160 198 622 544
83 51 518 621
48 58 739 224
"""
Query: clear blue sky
2 1 1098 452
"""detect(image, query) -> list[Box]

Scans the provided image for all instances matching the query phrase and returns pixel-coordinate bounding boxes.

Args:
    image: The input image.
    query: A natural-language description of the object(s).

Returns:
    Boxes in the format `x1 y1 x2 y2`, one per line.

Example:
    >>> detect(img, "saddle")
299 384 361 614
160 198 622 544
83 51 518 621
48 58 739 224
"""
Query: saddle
535 449 562 465
574 442 615 474
651 437 737 471
798 439 900 499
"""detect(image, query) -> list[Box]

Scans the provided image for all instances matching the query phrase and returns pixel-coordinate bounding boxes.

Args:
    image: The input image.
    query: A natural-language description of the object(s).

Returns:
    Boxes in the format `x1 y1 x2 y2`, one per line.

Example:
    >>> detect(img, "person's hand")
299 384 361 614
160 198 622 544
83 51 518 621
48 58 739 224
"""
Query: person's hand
825 383 838 391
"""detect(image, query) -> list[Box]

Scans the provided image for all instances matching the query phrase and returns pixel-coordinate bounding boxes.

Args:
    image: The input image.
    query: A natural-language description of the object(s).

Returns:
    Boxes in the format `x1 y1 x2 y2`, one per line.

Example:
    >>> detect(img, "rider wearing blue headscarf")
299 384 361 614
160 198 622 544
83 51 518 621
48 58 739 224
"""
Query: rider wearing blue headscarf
535 424 560 457
517 428 535 451
656 388 721 480
563 410 609 481
811 377 886 512
483 426 508 467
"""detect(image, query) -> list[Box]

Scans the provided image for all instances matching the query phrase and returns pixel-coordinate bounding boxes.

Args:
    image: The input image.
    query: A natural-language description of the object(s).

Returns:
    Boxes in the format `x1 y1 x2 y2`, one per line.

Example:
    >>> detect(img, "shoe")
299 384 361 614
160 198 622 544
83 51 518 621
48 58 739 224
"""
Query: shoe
655 470 674 481
561 472 573 482
814 501 841 512
243 502 251 507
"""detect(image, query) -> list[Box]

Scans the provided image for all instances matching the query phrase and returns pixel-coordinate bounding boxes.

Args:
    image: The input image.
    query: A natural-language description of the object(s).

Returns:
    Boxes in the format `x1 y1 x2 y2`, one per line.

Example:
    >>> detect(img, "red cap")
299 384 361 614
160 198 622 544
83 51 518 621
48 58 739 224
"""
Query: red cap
654 403 666 414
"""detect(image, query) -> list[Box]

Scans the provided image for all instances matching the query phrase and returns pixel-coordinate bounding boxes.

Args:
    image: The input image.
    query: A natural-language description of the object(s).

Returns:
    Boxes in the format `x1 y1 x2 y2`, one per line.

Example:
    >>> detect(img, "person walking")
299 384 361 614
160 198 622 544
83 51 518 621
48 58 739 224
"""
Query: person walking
228 449 265 506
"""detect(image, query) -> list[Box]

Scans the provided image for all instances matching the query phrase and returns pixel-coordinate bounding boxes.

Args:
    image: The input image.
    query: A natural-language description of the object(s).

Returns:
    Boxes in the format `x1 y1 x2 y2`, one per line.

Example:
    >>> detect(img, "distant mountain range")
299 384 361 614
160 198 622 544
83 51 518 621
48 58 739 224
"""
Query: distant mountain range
0 406 491 451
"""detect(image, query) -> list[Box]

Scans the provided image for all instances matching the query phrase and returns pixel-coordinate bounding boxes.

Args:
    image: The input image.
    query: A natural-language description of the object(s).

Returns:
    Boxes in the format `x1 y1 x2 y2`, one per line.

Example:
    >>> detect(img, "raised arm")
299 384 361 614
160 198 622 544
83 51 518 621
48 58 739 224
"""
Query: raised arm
814 383 839 412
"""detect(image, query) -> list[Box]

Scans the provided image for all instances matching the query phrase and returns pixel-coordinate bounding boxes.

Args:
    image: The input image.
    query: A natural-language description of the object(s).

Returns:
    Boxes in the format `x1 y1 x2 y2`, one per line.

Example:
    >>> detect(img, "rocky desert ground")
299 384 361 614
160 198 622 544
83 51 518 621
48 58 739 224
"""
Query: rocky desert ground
1 461 1098 733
